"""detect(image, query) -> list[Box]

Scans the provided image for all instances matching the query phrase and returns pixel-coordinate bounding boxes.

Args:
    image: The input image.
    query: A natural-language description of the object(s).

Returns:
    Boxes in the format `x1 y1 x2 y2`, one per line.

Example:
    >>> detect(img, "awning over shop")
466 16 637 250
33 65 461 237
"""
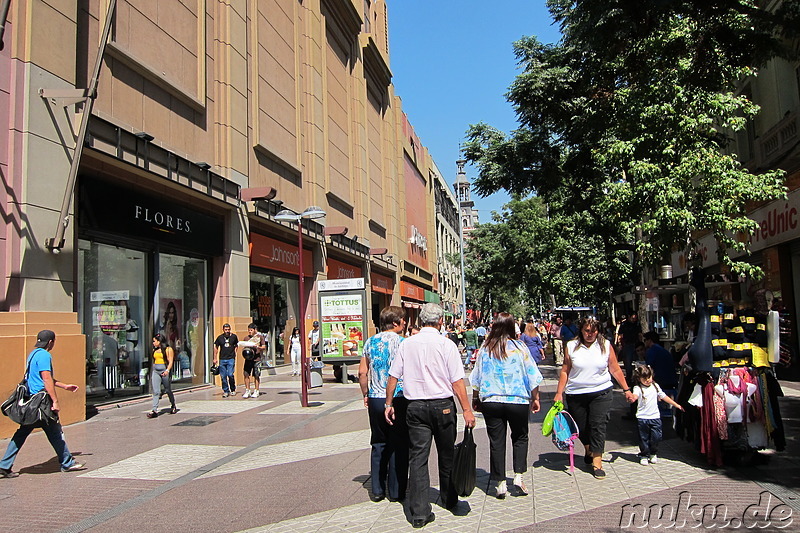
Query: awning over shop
372 271 394 295
401 280 425 301
424 290 440 303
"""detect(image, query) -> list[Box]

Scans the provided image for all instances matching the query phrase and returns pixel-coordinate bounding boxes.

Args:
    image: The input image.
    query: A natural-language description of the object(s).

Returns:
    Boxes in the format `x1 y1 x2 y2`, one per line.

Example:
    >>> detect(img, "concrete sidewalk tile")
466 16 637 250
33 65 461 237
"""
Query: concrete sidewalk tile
174 399 272 414
78 444 241 480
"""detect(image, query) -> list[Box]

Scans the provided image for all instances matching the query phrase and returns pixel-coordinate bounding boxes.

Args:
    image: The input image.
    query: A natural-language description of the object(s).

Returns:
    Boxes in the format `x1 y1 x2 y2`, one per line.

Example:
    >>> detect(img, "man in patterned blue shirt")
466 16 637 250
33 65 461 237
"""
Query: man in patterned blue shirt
358 306 408 503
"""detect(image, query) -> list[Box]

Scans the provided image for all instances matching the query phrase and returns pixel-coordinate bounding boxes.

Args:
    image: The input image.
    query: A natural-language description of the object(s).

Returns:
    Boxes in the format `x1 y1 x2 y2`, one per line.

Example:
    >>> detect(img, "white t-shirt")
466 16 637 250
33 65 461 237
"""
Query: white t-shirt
565 339 613 394
633 384 666 420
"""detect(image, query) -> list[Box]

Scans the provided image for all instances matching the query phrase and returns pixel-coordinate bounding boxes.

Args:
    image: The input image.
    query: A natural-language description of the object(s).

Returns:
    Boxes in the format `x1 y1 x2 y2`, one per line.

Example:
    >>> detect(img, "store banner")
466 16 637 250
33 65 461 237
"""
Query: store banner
249 233 313 276
319 290 366 362
672 188 800 276
78 176 223 256
371 272 394 295
401 280 425 301
327 257 363 280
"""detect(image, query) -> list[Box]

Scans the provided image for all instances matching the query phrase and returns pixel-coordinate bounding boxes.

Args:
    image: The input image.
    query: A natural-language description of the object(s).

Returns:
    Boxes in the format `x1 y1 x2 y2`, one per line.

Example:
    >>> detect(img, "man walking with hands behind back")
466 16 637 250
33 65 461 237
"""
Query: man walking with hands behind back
0 330 83 477
385 303 476 529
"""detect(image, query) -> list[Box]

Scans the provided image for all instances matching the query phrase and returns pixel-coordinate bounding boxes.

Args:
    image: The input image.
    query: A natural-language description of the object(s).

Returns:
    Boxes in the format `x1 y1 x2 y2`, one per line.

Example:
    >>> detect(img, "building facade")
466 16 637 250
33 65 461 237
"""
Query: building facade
0 0 448 435
432 161 463 320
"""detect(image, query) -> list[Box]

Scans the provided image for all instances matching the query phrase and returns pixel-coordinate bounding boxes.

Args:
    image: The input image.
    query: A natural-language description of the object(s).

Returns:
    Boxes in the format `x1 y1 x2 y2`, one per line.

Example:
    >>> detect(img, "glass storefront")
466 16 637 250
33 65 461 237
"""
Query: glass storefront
78 240 209 405
250 271 299 366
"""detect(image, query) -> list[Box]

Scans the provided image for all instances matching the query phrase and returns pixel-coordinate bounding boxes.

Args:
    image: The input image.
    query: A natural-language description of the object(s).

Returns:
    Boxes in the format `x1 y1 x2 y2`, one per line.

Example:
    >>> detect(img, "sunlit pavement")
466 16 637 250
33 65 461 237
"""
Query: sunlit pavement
0 365 798 533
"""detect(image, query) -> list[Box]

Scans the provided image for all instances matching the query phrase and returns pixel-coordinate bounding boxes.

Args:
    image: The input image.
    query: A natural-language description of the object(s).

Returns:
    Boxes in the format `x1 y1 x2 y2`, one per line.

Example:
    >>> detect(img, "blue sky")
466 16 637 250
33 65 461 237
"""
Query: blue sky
387 1 561 220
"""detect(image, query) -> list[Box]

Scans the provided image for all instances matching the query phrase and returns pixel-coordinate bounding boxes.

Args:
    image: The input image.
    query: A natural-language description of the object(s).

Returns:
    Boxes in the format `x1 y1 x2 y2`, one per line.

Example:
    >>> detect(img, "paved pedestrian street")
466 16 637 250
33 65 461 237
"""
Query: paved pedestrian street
1 366 798 533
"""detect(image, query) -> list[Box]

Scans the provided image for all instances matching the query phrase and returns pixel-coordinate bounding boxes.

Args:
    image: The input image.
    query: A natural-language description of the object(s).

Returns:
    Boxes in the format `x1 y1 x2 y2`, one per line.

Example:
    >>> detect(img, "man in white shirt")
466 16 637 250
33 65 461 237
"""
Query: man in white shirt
385 303 475 529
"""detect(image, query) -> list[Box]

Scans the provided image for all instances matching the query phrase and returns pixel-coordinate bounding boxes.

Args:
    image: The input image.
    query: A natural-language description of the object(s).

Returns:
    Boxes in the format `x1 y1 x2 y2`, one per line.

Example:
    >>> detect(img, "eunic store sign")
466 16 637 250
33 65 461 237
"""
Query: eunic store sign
78 176 223 256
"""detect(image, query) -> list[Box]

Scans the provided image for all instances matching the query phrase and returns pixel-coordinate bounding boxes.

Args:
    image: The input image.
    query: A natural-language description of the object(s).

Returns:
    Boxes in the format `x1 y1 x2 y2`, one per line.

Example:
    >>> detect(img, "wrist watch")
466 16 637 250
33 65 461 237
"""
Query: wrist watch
384 403 392 409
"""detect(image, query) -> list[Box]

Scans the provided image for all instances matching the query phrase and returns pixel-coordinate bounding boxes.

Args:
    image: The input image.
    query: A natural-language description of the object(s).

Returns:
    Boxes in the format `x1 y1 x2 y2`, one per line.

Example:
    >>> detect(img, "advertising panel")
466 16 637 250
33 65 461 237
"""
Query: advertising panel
319 289 366 363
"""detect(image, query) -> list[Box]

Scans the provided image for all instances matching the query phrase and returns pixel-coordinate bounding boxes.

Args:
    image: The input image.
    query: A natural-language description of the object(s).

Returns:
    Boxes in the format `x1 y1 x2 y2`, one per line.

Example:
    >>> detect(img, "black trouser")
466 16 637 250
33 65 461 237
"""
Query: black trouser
407 397 457 520
565 386 613 454
481 401 530 481
367 396 409 500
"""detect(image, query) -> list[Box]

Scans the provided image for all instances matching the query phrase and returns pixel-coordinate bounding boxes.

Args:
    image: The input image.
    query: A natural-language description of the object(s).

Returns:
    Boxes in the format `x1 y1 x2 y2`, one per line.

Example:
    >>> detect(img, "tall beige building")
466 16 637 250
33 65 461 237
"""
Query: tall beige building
0 0 455 435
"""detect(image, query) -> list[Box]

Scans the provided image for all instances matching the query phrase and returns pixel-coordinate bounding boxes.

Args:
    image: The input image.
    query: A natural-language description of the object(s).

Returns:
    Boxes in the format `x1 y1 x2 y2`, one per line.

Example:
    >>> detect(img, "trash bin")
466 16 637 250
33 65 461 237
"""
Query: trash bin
310 360 324 388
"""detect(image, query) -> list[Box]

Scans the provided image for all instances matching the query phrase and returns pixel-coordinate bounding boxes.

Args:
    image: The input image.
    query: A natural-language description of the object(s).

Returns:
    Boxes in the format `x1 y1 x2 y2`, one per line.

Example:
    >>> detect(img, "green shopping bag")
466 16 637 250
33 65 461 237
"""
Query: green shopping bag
542 400 564 436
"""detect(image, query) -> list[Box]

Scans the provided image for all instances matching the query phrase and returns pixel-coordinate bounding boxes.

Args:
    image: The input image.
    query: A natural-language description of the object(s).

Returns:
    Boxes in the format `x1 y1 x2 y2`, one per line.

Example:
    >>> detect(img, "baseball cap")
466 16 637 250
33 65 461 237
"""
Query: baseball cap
35 329 56 348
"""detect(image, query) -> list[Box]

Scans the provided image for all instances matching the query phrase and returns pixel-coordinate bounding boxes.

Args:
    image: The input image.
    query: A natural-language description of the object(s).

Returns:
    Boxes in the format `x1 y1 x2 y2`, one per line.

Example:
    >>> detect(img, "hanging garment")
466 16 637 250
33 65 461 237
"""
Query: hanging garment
700 379 723 466
763 370 786 451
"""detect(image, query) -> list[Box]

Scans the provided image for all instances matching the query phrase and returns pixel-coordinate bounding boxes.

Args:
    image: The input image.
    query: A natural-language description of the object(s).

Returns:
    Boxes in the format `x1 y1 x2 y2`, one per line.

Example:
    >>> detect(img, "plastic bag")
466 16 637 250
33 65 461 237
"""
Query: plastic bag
452 427 477 497
542 400 564 436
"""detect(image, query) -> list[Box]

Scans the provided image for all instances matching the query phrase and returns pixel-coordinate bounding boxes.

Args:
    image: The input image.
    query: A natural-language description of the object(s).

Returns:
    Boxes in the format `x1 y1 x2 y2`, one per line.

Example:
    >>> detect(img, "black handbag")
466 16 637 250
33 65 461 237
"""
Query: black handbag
1 351 56 426
452 426 477 497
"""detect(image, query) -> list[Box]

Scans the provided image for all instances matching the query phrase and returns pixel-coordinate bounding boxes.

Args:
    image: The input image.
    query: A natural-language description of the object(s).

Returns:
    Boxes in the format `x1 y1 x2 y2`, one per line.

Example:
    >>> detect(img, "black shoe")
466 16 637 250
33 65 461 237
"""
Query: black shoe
0 468 19 479
412 513 435 528
146 411 158 419
170 406 178 414
369 493 385 502
592 467 607 479
387 494 405 503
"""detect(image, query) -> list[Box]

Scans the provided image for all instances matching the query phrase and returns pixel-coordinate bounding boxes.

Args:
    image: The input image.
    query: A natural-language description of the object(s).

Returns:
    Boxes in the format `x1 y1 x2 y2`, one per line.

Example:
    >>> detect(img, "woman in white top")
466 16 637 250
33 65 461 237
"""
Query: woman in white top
289 327 301 376
553 317 634 478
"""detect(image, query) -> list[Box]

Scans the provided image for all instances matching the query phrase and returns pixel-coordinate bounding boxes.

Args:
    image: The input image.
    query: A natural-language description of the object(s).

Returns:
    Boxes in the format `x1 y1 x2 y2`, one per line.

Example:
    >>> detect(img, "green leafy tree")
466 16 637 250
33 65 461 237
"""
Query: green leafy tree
464 0 799 292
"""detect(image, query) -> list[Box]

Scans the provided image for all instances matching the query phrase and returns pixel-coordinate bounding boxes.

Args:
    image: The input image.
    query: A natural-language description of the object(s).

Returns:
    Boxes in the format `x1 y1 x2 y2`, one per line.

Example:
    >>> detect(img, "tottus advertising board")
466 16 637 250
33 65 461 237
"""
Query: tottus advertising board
318 278 366 364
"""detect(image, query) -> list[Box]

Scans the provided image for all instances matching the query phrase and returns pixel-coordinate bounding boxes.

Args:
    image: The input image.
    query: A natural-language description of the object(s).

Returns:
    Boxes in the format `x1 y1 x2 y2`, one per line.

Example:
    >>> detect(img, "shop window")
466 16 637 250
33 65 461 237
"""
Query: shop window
157 253 209 386
250 271 299 366
78 241 148 403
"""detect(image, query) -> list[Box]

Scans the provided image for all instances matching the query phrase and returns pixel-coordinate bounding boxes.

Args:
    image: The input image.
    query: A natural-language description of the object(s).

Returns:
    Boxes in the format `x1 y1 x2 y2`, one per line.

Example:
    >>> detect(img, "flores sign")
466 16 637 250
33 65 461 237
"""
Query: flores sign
79 176 223 256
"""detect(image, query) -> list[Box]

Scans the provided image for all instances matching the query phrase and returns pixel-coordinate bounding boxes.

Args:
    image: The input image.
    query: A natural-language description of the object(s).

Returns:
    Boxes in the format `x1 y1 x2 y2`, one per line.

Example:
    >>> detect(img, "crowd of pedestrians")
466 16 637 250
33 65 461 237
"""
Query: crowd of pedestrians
353 307 686 527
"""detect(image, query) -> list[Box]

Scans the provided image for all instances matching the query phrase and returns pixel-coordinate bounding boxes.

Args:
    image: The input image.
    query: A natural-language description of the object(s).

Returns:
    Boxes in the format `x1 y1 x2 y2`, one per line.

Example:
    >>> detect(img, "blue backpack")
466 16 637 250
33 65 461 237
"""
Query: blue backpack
552 409 580 472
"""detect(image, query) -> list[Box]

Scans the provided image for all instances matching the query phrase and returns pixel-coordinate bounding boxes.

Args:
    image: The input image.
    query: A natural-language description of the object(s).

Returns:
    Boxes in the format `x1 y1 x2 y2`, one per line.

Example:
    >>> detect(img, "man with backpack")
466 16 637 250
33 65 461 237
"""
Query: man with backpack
0 330 84 477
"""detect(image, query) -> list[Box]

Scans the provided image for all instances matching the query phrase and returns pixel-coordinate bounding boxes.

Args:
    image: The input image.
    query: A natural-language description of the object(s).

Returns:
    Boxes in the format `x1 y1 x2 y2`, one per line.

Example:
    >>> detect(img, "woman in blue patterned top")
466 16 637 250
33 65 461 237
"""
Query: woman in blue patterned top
358 306 408 503
470 313 543 499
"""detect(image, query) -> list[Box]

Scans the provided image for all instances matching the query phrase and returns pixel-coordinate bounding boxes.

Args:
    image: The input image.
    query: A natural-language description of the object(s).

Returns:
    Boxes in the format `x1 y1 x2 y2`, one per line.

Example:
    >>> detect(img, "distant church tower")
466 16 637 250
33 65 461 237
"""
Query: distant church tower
454 159 479 233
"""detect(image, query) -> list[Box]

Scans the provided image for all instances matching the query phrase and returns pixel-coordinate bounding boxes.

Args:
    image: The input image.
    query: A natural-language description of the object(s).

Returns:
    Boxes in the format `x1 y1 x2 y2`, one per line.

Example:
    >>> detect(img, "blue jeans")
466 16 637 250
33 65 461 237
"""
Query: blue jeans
219 358 235 393
0 420 76 471
637 418 663 457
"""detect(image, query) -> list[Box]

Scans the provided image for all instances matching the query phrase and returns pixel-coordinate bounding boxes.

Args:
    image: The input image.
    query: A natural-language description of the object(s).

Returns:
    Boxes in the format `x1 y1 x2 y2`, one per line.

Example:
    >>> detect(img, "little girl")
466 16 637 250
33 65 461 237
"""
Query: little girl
630 364 684 465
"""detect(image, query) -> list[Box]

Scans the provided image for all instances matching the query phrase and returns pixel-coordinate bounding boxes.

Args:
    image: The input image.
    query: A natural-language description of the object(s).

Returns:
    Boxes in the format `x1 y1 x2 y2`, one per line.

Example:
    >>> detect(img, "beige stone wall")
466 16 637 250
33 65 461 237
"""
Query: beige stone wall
0 313 85 438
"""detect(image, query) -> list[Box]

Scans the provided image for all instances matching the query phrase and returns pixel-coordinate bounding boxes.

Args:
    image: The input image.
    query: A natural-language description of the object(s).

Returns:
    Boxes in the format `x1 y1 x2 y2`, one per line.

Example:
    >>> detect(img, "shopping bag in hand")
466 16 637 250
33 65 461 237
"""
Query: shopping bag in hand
542 400 563 436
452 427 477 497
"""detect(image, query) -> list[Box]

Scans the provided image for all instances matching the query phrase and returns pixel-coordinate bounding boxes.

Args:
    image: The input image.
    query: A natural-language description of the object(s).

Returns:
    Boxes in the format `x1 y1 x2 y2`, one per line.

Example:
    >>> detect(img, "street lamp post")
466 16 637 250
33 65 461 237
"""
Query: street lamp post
275 206 326 407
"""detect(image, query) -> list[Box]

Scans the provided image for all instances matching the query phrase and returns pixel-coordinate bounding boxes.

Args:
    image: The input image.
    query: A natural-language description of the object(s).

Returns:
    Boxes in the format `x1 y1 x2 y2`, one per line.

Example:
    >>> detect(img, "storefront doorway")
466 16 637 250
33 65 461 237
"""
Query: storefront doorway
249 271 299 366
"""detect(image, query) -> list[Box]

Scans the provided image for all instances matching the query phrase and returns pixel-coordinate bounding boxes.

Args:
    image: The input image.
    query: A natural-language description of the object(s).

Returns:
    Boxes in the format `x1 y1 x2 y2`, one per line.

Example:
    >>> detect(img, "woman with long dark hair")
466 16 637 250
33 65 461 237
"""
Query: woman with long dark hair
147 333 177 418
553 317 634 478
289 327 301 376
470 313 542 498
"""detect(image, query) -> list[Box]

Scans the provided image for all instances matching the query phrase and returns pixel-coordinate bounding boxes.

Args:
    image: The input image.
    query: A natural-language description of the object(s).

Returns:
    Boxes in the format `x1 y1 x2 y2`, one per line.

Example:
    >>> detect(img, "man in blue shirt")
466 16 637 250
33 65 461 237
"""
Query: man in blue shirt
0 330 84 478
560 316 579 343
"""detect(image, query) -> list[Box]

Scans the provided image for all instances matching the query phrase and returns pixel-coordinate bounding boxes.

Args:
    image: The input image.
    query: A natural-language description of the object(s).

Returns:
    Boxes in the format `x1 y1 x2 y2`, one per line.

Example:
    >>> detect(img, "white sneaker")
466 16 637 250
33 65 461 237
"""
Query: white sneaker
649 455 658 464
251 389 260 398
230 389 236 396
640 457 649 466
242 389 251 398
496 480 507 499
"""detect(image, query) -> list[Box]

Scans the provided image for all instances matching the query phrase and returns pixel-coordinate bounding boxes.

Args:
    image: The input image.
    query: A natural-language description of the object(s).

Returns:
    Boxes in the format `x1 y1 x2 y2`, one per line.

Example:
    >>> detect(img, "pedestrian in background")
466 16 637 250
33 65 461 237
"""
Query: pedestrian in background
520 320 545 364
385 303 475 529
213 323 238 397
359 306 409 503
147 333 177 418
462 322 479 369
0 330 83 477
549 316 564 365
553 317 634 478
242 323 265 398
470 313 542 498
289 327 302 376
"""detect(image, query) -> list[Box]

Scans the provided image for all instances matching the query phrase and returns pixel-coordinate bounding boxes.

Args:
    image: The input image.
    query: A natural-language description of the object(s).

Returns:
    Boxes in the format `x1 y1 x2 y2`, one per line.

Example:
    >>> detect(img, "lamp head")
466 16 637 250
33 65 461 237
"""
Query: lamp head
301 206 326 219
274 209 300 222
